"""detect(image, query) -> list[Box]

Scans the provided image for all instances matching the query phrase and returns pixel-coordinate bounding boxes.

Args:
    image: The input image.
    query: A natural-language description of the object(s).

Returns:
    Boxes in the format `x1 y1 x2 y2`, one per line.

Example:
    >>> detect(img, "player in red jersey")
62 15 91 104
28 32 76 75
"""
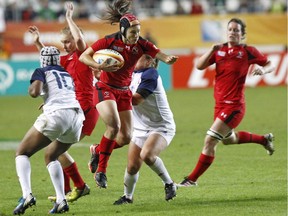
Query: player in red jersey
79 0 178 188
178 18 275 187
28 2 98 201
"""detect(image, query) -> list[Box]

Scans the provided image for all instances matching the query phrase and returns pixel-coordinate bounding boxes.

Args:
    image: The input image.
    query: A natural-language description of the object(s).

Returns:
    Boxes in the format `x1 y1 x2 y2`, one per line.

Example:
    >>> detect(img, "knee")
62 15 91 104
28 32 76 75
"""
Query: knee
204 135 218 146
127 164 139 175
140 150 155 166
117 132 132 146
44 153 57 165
120 135 132 146
203 135 219 154
106 124 120 138
16 149 31 158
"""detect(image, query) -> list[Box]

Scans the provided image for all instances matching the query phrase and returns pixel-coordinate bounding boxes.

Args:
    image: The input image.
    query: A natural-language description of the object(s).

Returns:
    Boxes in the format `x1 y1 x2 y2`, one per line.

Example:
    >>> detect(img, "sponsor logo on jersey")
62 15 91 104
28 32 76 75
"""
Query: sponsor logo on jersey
132 46 139 55
218 51 226 56
236 51 243 58
112 46 124 52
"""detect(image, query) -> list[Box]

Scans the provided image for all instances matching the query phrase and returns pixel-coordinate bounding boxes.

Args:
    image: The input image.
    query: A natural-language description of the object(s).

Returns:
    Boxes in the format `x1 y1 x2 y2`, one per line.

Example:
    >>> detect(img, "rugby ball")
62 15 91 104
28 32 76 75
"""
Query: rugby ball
93 49 124 68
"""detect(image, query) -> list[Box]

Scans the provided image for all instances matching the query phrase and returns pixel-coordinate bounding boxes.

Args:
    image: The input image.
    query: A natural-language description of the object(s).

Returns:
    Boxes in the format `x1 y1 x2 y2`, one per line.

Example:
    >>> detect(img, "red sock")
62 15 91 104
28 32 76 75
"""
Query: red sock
188 153 215 182
113 142 122 149
238 131 266 145
63 170 71 194
64 162 85 190
97 136 116 173
94 142 122 154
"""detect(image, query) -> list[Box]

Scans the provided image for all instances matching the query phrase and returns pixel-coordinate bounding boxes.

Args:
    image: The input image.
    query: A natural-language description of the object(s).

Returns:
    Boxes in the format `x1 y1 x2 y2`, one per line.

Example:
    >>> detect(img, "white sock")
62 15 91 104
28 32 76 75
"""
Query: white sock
47 160 65 203
16 155 32 198
149 157 173 184
124 168 139 200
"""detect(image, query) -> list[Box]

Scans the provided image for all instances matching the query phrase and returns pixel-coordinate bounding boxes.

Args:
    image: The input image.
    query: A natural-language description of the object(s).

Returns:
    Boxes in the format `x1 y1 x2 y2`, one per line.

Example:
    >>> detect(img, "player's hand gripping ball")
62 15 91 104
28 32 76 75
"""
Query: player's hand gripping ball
93 49 124 69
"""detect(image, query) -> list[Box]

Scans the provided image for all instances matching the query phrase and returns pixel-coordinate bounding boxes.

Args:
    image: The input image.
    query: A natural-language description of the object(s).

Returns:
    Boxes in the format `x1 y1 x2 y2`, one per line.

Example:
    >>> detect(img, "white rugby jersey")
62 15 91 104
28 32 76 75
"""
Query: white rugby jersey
30 65 81 113
130 67 176 132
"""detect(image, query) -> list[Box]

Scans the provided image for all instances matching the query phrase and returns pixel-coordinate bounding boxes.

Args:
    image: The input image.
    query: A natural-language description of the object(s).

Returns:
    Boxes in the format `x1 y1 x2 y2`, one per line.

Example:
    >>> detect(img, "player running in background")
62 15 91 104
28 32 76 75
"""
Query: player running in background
28 1 98 202
113 54 177 205
178 18 275 187
79 0 178 189
13 46 85 215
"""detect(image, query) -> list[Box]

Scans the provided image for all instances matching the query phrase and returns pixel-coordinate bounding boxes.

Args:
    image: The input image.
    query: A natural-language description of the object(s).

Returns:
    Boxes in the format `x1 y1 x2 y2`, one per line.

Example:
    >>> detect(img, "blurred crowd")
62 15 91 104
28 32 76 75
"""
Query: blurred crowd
0 0 287 22
0 0 286 59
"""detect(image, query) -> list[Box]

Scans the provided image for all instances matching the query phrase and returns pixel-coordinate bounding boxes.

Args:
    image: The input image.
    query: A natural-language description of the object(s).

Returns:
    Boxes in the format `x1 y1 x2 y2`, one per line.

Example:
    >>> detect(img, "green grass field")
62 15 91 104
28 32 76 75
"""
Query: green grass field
0 86 287 216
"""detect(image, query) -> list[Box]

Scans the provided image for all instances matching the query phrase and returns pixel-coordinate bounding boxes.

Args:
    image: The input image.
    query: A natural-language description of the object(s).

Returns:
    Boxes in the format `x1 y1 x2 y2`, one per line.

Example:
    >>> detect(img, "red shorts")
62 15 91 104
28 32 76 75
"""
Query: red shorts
94 82 132 112
82 106 99 136
214 103 245 129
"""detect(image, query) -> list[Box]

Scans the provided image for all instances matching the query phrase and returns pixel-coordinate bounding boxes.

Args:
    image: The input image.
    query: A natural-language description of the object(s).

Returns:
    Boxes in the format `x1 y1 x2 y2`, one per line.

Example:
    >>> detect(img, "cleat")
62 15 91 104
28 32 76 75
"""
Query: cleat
177 177 198 187
49 199 69 214
88 144 99 173
48 195 56 203
95 172 107 188
164 183 177 201
48 190 71 203
13 193 36 215
66 183 90 202
113 195 133 205
263 133 275 155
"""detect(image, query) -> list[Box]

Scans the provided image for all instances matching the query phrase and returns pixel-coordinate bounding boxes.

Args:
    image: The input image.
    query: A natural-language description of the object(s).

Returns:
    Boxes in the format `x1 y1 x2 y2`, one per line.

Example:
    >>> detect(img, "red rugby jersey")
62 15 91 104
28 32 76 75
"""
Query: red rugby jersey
91 32 160 87
60 48 94 110
208 43 268 105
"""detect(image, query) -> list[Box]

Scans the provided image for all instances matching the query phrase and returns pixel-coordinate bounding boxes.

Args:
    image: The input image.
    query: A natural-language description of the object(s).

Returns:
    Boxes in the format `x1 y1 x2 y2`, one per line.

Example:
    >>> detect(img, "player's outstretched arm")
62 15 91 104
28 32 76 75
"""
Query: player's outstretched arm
155 52 178 65
28 26 45 51
65 1 86 51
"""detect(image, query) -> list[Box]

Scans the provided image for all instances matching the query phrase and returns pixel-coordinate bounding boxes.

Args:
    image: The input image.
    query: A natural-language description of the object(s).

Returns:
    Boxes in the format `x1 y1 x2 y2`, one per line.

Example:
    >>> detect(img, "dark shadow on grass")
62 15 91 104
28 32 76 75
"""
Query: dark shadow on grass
171 194 287 207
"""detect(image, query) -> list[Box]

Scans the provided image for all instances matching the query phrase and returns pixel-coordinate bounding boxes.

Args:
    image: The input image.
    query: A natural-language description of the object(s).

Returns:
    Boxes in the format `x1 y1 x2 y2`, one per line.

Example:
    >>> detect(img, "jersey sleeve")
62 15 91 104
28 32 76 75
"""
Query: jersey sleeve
245 46 268 66
142 40 160 58
136 68 158 98
30 68 46 84
91 38 109 52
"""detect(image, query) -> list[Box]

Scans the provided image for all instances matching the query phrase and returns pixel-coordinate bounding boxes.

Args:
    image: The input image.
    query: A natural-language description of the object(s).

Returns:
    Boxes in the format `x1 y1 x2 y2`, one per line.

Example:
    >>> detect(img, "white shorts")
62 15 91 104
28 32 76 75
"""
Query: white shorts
33 108 85 144
131 129 175 149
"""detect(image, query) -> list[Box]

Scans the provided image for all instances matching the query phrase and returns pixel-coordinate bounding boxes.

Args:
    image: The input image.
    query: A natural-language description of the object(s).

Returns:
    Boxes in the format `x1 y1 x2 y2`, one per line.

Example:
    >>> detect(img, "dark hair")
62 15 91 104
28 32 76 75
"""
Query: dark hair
102 0 132 25
228 18 246 37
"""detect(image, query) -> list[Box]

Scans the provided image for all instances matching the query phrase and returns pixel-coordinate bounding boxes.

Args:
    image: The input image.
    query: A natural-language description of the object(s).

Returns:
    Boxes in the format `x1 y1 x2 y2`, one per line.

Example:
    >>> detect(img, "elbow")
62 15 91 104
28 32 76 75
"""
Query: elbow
79 54 84 63
196 62 205 70
79 53 89 64
132 97 143 106
132 93 145 105
197 66 205 70
196 63 207 70
132 98 139 106
79 52 87 63
28 88 40 98
29 90 39 98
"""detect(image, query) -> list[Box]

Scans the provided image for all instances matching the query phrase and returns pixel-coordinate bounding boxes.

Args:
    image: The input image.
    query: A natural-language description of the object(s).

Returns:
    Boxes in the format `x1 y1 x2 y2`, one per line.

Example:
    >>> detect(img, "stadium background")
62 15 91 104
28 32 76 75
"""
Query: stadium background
0 0 287 95
0 1 287 216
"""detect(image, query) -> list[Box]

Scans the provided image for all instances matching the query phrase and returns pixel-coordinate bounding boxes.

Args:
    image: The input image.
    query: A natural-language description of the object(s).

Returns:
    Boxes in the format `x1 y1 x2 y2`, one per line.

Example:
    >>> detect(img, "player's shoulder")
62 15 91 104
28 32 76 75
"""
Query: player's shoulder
239 43 257 50
44 65 68 73
142 67 159 79
137 36 153 47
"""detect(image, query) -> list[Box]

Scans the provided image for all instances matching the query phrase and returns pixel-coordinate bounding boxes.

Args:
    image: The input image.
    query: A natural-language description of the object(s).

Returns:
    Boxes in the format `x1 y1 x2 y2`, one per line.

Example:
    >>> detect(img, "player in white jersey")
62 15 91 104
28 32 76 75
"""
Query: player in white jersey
13 46 85 215
114 54 177 205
